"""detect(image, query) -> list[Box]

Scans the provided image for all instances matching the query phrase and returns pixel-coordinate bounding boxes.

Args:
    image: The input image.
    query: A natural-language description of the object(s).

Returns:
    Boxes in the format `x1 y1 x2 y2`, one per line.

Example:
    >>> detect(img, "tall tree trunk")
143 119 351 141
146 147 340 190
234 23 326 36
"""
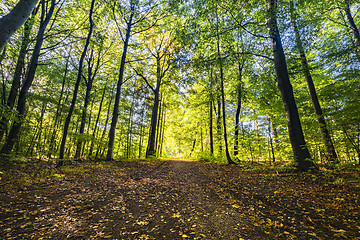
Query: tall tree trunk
234 63 243 157
267 0 315 171
0 47 7 105
89 87 106 157
58 0 94 163
157 97 165 156
209 69 214 155
268 117 276 164
26 99 46 157
126 97 135 158
146 86 160 157
0 0 39 51
216 97 222 156
344 1 360 51
0 12 36 142
138 107 146 158
75 51 95 159
216 22 235 164
48 51 70 158
155 96 162 156
106 13 134 161
270 115 278 144
159 104 166 157
0 0 55 155
290 2 338 163
96 87 114 158
209 98 214 155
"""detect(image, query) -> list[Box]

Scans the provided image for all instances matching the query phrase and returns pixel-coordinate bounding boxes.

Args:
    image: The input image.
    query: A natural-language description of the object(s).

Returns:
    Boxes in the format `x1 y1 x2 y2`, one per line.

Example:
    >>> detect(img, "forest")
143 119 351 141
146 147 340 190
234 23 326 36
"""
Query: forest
0 0 359 169
0 0 360 238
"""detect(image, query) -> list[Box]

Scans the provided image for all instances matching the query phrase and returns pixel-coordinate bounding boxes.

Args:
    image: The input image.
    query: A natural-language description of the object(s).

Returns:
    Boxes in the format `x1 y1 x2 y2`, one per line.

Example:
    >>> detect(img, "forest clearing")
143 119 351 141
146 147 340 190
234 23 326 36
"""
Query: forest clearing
0 158 359 239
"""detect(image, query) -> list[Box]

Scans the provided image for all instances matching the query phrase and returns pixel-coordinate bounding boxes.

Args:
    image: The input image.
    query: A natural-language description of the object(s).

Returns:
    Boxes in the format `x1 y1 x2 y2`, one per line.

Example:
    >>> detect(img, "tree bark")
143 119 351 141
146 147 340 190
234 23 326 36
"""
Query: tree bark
96 86 114 158
267 0 315 171
146 84 160 157
126 97 135 158
234 63 243 157
0 0 55 155
59 0 95 162
344 1 360 51
106 12 134 161
290 2 338 163
48 52 70 158
216 97 222 156
0 12 36 142
75 50 95 159
209 98 214 155
216 22 235 164
0 0 39 51
155 96 162 156
89 87 106 157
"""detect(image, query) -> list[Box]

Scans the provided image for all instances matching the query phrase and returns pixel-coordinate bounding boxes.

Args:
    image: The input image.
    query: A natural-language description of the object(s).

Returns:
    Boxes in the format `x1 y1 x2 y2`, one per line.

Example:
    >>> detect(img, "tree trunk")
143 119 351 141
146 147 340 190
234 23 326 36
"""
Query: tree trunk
290 2 338 163
0 0 55 155
0 0 39 51
96 87 114 158
0 13 36 142
268 117 276 164
270 115 278 144
48 52 70 158
216 97 222 156
189 139 196 157
58 0 94 163
216 24 235 164
155 96 162 156
209 98 214 154
159 105 166 156
344 1 360 51
138 108 145 158
89 87 106 157
126 97 135 158
146 86 160 157
106 13 133 161
267 0 315 171
234 63 243 157
75 51 95 159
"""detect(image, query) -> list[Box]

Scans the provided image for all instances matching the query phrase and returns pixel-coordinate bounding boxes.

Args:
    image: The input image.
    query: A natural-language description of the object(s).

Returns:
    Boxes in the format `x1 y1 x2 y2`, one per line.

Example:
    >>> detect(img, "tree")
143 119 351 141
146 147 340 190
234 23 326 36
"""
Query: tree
0 0 39 51
134 26 176 158
106 0 159 161
290 1 338 163
0 10 38 142
267 0 315 171
343 0 360 51
0 0 55 155
58 0 95 162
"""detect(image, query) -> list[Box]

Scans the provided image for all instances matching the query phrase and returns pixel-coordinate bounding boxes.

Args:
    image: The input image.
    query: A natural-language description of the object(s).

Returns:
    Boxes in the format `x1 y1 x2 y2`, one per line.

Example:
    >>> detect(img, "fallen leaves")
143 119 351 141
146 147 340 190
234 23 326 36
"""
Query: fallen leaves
0 160 359 239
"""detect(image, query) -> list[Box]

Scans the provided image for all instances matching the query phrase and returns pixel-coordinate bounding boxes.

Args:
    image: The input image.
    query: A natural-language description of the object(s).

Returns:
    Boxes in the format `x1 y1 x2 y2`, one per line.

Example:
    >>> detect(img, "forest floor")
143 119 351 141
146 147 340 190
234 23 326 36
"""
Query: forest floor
0 158 359 239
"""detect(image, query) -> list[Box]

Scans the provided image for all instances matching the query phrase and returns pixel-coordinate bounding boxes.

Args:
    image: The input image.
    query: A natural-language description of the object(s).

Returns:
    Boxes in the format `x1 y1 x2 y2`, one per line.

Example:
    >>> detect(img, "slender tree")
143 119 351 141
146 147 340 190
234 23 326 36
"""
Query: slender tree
0 10 37 142
59 0 95 162
343 0 360 51
290 1 338 163
215 7 235 164
106 0 135 161
266 0 315 171
0 0 55 155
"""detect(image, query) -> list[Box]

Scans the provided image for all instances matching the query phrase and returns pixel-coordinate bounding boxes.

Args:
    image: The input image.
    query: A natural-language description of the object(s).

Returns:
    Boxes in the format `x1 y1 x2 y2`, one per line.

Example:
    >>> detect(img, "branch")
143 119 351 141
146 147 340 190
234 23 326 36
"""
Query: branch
133 68 155 92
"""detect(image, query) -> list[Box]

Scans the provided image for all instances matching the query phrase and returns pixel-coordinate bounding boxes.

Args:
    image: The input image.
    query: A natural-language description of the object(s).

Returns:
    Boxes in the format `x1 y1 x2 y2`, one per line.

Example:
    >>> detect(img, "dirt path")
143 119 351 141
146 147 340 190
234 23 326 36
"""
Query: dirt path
1 159 359 239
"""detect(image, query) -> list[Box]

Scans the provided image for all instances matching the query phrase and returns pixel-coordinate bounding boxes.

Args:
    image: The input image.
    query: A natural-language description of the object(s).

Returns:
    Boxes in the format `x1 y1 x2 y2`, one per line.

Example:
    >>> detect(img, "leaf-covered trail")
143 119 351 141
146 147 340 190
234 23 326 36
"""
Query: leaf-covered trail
0 159 359 239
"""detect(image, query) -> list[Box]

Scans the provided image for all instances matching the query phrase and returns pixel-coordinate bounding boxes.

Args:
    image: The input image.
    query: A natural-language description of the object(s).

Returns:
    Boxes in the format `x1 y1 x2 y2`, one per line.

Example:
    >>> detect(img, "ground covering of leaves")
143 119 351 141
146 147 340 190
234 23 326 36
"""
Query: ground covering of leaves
0 158 359 239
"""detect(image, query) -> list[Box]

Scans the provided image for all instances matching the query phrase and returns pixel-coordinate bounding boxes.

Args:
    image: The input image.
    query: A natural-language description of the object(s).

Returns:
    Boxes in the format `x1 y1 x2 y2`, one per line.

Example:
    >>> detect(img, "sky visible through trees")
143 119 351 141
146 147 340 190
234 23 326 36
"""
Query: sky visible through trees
0 0 359 171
